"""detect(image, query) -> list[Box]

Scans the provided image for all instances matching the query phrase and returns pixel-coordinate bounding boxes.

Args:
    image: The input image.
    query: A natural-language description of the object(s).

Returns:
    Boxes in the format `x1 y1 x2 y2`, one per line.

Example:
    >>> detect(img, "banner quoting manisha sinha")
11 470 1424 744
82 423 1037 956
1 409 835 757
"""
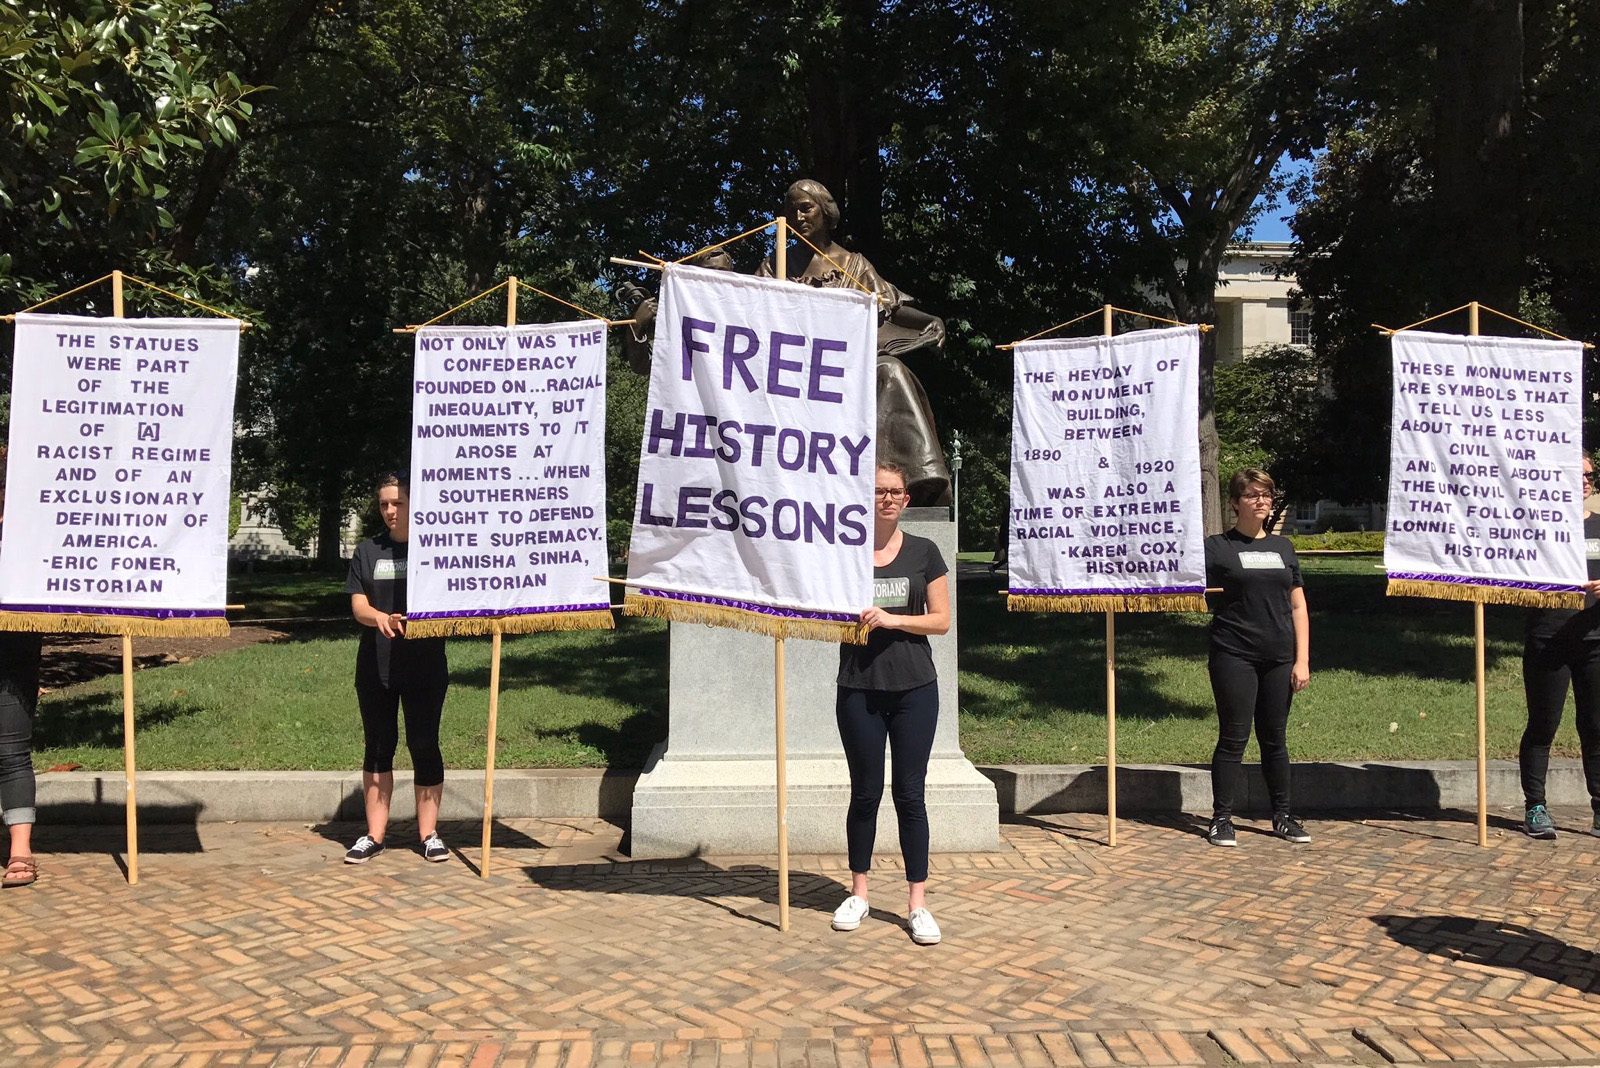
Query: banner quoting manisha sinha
1385 331 1586 608
0 313 239 636
404 321 613 638
1008 324 1206 613
625 263 876 642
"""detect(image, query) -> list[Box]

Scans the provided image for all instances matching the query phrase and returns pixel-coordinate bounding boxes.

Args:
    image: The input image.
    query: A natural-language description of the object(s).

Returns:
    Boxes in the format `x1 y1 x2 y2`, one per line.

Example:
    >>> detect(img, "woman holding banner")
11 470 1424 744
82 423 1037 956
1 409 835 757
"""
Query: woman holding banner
831 461 950 945
1518 455 1600 840
1204 468 1311 849
0 447 42 888
343 473 451 864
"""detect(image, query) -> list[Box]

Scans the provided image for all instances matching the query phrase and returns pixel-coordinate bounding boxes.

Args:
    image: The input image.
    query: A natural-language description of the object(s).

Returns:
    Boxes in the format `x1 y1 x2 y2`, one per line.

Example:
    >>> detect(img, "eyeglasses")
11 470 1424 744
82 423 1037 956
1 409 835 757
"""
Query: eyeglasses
874 488 908 500
1584 471 1595 482
1239 492 1274 502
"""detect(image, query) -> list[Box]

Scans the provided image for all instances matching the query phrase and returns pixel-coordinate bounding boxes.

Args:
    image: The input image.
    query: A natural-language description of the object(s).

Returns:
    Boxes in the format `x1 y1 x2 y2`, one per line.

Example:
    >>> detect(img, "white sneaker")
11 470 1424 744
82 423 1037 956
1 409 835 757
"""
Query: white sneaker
831 894 869 931
908 907 942 945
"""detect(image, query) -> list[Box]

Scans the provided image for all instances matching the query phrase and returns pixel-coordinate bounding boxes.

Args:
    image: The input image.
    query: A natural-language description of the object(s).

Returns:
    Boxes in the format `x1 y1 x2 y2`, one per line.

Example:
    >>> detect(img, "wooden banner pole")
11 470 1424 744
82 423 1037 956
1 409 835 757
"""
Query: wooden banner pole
109 271 141 884
1102 304 1118 847
1467 300 1489 848
773 220 792 932
479 278 518 877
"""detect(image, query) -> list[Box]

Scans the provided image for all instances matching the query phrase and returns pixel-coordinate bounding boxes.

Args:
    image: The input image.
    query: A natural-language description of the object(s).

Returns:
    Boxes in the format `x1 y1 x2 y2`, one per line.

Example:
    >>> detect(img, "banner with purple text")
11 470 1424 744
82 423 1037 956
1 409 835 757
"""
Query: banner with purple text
1385 331 1585 608
405 321 613 638
0 313 239 636
1007 324 1206 613
625 264 876 642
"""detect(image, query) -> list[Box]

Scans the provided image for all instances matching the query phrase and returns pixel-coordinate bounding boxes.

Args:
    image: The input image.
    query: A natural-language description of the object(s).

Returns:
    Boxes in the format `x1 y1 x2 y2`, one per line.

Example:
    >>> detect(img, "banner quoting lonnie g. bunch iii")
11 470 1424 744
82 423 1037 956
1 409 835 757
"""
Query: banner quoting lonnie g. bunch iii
625 264 876 642
404 321 613 638
1385 331 1586 608
1007 324 1206 613
0 313 239 636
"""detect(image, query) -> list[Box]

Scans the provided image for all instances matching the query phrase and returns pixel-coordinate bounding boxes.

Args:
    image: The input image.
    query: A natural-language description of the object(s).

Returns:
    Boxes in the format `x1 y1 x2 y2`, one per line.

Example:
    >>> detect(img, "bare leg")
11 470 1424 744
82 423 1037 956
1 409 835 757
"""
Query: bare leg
415 783 442 840
851 871 869 902
8 822 31 860
908 880 926 913
363 771 393 842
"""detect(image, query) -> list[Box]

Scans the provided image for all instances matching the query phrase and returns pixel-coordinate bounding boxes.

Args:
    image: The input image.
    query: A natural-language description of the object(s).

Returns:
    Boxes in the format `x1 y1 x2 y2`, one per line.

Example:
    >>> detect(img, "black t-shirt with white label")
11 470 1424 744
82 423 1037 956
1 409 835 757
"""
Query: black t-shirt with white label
1204 528 1304 664
1526 513 1600 642
345 531 447 688
837 533 948 692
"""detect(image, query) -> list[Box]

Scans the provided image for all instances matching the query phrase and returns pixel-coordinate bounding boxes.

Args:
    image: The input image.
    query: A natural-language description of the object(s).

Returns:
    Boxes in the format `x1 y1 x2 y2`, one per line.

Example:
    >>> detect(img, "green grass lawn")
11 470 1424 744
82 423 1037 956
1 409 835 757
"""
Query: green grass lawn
33 556 1586 770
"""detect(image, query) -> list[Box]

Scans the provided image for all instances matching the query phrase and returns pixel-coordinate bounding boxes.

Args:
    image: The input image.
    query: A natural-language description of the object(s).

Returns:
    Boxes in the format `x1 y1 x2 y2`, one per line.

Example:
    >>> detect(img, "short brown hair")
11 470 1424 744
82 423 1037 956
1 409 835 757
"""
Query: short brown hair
375 470 409 497
876 460 908 490
1227 467 1276 501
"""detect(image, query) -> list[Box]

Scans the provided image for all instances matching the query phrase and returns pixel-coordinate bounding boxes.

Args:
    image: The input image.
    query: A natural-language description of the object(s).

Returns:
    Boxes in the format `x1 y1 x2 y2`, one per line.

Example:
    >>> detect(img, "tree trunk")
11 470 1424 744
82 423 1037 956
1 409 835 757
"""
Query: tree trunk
316 486 346 566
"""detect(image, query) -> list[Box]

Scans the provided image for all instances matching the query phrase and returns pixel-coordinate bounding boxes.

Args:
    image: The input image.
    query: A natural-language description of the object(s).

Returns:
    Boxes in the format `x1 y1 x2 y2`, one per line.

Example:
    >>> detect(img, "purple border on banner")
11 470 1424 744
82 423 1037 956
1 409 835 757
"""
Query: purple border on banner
1007 585 1205 597
639 587 857 623
1386 571 1584 594
408 603 613 620
0 604 225 620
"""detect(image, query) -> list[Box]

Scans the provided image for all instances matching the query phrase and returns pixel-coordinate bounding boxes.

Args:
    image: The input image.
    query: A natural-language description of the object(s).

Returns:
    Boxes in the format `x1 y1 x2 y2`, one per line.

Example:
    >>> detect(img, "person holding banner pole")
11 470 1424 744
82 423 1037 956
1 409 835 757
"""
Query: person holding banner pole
344 473 451 864
1204 468 1311 848
1518 454 1600 840
0 448 42 888
831 462 950 945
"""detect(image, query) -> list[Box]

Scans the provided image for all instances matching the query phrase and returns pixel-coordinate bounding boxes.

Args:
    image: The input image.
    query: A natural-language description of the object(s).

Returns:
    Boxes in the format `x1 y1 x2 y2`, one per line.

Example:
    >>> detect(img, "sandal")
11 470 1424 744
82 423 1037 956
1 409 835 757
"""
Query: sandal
3 856 38 888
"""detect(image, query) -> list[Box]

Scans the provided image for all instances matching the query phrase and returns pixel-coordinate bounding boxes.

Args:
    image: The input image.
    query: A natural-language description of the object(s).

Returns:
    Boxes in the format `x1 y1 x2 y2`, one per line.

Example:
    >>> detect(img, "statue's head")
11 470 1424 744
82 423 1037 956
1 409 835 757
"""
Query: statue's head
784 179 840 242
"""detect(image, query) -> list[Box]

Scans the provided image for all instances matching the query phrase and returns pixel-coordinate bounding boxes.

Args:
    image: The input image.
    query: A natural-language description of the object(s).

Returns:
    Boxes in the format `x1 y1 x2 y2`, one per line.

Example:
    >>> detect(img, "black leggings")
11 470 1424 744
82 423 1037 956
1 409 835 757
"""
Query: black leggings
836 681 938 883
355 668 447 787
1208 649 1294 819
1520 634 1600 810
0 634 41 828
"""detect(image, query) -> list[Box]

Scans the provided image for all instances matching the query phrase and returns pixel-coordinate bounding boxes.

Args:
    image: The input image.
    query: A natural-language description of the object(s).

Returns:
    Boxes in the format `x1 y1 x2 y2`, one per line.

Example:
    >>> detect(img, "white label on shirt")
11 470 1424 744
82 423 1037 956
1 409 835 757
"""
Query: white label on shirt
373 559 406 580
873 576 911 608
1238 551 1286 571
1586 538 1600 560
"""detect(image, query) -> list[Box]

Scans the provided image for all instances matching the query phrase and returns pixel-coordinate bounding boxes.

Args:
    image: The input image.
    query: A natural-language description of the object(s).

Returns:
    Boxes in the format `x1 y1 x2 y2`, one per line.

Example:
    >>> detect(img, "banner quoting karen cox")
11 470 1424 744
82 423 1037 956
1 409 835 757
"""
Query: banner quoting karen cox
1385 331 1585 608
0 313 239 636
1008 324 1206 613
625 264 876 642
404 321 613 638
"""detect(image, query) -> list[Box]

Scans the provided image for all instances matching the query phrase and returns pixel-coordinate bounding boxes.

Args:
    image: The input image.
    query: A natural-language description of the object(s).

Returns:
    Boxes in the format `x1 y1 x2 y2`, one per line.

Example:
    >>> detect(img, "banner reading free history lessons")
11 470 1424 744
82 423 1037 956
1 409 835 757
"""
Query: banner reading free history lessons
1007 324 1206 613
625 264 877 642
405 321 612 637
1385 331 1585 608
0 313 238 636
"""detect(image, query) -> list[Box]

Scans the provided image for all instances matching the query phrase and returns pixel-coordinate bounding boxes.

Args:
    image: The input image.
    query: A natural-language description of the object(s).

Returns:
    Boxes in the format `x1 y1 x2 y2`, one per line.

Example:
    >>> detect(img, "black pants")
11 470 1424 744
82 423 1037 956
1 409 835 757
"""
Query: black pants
0 634 41 828
1520 633 1600 810
355 665 447 787
1208 649 1294 819
836 681 938 882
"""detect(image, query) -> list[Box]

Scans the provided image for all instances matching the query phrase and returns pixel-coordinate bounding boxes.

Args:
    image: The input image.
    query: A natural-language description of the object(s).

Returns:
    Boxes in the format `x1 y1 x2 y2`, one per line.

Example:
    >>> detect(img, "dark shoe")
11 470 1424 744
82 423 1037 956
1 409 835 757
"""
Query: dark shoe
344 835 385 864
1206 816 1237 848
1524 804 1557 840
422 833 449 863
1589 812 1600 839
1272 814 1311 844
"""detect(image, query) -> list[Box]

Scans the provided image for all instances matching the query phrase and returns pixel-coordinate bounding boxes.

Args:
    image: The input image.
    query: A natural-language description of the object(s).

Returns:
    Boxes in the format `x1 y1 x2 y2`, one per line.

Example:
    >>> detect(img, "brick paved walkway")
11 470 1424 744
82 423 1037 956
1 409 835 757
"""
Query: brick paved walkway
12 809 1600 1067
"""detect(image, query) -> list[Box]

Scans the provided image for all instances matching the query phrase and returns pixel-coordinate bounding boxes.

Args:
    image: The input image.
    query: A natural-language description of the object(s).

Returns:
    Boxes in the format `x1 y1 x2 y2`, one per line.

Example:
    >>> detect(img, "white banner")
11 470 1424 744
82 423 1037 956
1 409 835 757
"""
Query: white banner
1008 325 1206 610
0 312 238 627
406 321 611 631
1385 331 1585 603
625 264 877 637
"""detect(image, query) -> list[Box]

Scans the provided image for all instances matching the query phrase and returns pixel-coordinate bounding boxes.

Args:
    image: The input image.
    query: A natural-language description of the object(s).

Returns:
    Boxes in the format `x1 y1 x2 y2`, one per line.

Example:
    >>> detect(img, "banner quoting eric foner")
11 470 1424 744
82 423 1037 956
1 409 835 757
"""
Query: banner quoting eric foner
625 264 877 642
1008 324 1206 613
0 313 239 636
404 321 613 638
1385 331 1586 608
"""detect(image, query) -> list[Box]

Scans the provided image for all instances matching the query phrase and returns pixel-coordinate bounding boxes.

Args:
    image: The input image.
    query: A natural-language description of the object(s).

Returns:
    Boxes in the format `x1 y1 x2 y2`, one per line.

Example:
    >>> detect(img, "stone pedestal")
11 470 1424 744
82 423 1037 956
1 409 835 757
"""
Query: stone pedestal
629 510 999 858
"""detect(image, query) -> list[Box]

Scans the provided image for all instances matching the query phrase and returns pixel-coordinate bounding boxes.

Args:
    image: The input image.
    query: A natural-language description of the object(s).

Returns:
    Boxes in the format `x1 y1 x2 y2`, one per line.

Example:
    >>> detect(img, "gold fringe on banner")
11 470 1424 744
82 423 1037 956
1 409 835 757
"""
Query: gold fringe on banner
1008 593 1208 614
0 611 230 637
1386 578 1583 610
624 593 869 645
404 611 616 639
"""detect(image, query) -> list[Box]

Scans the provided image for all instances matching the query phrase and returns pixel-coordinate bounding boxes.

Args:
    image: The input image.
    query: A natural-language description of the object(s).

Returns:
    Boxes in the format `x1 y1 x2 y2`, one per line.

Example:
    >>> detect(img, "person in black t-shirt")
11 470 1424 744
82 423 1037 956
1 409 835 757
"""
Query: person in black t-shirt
0 447 43 888
831 462 950 945
342 473 451 865
1202 468 1311 849
1518 453 1600 840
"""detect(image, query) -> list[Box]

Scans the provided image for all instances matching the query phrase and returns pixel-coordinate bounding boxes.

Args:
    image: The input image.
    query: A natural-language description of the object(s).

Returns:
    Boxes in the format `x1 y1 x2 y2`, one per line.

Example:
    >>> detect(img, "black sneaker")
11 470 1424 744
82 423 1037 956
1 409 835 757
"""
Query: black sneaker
1206 816 1237 847
422 833 449 863
1272 814 1311 843
344 835 385 864
1524 804 1557 840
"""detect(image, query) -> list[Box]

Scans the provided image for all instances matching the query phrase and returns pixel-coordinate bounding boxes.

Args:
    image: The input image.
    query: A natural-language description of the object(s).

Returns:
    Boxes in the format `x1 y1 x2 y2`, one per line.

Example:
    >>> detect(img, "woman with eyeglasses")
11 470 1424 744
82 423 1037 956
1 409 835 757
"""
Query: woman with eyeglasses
1203 468 1311 848
831 461 951 944
1518 454 1600 840
342 472 452 865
